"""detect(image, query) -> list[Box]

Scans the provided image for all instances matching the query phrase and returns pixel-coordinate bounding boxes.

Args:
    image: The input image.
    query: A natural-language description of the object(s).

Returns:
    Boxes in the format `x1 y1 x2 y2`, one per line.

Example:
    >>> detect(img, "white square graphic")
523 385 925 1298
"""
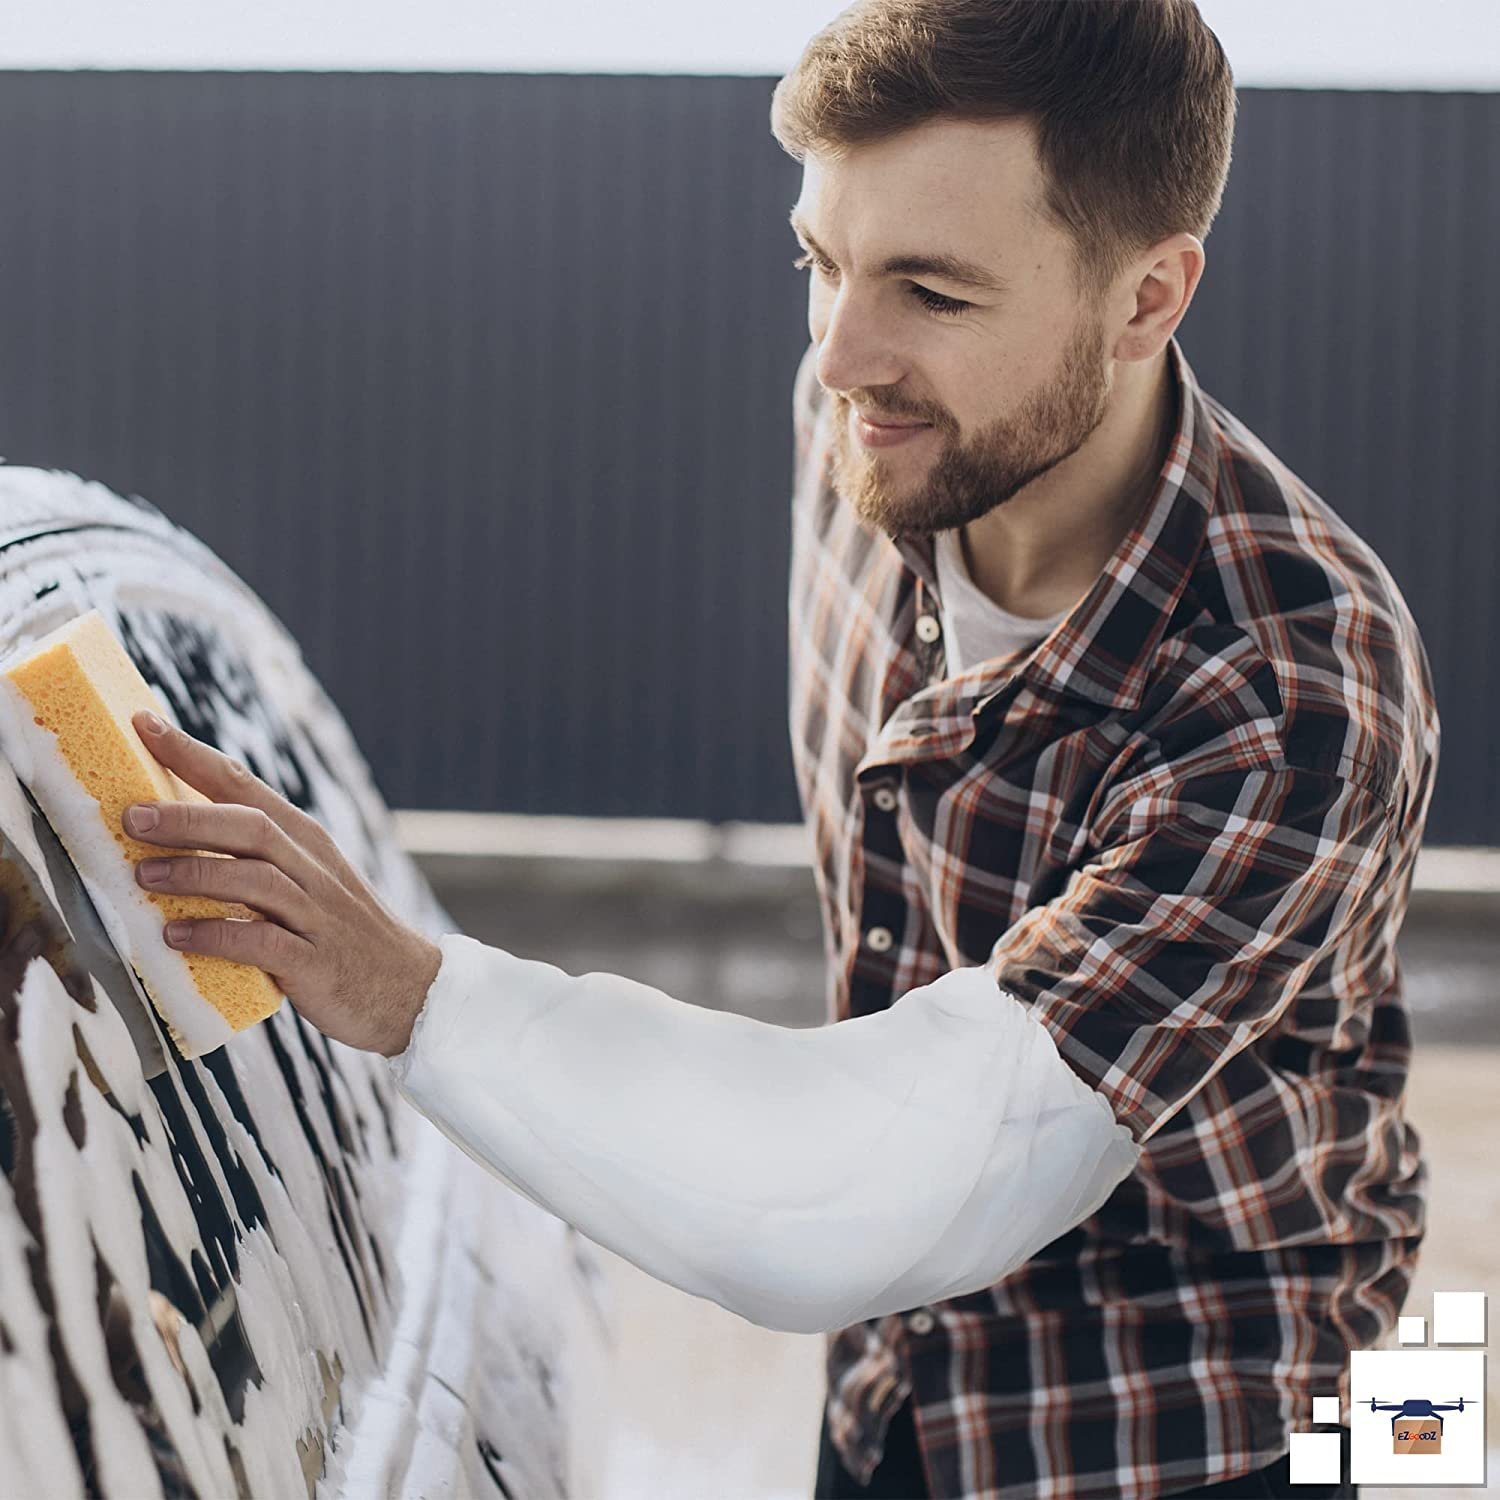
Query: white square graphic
1311 1395 1341 1424
1433 1291 1487 1345
1399 1315 1427 1345
1350 1348 1486 1486
1289 1431 1341 1484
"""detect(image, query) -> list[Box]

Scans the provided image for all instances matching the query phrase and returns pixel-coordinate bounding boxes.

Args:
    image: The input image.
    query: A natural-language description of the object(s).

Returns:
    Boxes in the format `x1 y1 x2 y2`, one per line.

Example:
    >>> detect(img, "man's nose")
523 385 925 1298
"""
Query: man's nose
813 287 905 397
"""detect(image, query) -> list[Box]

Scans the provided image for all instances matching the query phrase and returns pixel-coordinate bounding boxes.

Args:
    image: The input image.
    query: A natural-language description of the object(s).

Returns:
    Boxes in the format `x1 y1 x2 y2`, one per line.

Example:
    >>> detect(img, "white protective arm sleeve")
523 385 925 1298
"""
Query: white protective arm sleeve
386 932 1142 1335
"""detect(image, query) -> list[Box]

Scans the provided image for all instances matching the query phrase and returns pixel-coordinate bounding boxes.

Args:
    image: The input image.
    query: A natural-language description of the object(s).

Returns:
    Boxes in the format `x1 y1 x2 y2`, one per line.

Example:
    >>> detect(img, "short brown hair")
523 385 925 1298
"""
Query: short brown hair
770 0 1236 304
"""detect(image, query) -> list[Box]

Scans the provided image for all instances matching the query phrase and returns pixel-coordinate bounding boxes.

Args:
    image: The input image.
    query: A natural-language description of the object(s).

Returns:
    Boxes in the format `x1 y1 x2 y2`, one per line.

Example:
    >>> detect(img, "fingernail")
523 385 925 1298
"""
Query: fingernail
127 804 159 833
138 859 171 883
165 921 191 944
139 711 167 736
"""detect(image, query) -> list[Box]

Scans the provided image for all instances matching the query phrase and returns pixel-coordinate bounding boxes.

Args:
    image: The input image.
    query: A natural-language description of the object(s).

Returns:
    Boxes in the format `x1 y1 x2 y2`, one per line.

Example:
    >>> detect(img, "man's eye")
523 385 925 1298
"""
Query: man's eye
910 284 970 317
792 252 837 278
791 255 969 317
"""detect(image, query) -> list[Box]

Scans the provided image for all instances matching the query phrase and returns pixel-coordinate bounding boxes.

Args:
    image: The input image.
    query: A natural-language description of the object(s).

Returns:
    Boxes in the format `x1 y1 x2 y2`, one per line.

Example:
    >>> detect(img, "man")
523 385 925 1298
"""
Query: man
775 3 1434 1496
113 2 1435 1497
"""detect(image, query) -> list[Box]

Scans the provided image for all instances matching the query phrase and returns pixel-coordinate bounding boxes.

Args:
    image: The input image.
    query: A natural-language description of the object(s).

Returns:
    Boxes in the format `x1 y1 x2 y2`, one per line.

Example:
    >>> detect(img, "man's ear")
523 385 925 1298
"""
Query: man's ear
1118 233 1205 362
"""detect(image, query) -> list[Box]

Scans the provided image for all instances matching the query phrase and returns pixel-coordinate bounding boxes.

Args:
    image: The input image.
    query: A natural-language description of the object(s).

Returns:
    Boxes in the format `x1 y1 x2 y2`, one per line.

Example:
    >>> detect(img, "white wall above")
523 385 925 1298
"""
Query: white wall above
0 0 1495 89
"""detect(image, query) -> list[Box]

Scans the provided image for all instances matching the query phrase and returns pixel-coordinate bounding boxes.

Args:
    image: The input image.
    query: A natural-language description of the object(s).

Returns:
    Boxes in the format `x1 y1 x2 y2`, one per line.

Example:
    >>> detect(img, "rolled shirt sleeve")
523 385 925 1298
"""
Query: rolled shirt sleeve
985 761 1394 1146
386 935 1139 1335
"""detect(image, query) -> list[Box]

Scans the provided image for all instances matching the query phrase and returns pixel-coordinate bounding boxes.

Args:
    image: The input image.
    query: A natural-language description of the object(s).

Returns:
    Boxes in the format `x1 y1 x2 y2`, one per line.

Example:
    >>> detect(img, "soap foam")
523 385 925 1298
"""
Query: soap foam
0 660 38 786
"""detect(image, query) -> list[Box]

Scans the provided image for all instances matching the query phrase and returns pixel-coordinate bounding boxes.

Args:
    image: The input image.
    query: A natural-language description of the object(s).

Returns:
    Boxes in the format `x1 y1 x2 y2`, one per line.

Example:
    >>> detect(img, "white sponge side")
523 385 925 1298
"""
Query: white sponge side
0 670 235 1057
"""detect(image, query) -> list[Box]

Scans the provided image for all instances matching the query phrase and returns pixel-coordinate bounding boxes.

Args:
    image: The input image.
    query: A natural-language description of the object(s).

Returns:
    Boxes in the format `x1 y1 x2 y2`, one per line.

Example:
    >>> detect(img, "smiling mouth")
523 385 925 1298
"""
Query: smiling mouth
850 408 933 450
853 408 928 428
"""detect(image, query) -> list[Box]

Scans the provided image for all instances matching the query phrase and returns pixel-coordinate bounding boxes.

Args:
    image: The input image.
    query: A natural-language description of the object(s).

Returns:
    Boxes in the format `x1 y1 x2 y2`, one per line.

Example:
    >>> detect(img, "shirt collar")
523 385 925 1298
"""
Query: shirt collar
889 335 1217 714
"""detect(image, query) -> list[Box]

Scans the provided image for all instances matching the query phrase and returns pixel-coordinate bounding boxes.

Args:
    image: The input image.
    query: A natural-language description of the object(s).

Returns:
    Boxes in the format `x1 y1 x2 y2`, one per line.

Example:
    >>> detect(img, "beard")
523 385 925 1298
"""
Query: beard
827 302 1112 540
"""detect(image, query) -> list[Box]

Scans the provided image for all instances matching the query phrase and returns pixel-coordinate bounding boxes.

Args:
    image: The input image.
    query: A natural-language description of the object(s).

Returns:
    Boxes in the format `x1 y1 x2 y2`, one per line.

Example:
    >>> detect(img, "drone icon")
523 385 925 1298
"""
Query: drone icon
1366 1397 1473 1436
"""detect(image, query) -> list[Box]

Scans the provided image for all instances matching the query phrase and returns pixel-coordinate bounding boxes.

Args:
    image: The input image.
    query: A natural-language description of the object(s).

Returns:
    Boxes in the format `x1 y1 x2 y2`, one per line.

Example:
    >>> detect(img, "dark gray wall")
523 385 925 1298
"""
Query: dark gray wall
0 74 1490 843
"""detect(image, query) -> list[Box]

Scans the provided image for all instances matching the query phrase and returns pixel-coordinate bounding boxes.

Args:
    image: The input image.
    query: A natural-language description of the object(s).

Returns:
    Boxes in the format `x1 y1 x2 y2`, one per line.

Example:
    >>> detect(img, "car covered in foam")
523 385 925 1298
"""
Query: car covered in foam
0 464 611 1499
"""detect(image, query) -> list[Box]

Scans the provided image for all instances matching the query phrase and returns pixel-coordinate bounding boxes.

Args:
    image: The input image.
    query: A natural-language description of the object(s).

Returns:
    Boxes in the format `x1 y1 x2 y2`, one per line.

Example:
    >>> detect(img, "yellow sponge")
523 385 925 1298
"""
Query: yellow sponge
0 609 283 1056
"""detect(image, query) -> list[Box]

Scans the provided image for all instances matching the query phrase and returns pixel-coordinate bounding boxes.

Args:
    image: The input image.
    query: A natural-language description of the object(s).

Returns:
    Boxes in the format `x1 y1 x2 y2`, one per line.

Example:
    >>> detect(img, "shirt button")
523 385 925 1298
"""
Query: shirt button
906 1309 936 1335
871 785 898 812
865 925 894 953
915 613 942 644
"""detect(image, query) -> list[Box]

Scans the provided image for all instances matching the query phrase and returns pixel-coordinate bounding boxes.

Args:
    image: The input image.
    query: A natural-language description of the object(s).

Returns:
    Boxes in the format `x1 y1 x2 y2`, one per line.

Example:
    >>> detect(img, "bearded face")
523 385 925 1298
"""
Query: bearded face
827 299 1113 540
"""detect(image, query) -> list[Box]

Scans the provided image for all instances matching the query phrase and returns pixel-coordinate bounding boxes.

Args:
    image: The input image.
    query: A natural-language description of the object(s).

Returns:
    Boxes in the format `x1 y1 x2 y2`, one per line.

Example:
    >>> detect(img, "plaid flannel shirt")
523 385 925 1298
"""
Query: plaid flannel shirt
788 334 1439 1499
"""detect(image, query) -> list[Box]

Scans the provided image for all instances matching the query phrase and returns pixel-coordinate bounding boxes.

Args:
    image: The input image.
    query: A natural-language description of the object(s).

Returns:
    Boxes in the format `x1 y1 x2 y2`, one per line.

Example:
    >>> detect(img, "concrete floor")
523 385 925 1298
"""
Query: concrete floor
419 856 1499 1500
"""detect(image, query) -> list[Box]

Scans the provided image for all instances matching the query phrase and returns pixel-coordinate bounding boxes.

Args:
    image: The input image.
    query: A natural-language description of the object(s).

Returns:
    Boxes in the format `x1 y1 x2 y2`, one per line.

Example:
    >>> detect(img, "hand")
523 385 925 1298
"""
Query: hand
123 709 443 1057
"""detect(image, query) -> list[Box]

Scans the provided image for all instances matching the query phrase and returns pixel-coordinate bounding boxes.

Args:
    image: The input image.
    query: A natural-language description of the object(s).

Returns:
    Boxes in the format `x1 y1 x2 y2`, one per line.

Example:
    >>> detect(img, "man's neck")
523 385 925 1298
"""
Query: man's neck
959 349 1177 620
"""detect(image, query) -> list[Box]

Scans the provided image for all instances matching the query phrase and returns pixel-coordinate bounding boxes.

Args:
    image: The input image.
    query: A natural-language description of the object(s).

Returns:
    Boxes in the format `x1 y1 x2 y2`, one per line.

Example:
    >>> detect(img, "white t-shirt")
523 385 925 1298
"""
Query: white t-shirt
933 526 1074 674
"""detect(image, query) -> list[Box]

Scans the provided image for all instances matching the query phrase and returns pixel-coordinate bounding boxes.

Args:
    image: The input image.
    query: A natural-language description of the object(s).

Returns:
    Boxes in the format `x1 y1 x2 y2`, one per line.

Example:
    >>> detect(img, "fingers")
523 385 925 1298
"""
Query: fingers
129 710 343 864
163 913 315 977
124 799 328 892
137 854 317 936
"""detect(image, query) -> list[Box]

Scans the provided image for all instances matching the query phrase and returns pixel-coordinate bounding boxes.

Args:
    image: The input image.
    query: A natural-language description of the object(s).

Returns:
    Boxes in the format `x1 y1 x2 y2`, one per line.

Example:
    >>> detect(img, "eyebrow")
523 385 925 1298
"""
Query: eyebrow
788 209 1011 296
